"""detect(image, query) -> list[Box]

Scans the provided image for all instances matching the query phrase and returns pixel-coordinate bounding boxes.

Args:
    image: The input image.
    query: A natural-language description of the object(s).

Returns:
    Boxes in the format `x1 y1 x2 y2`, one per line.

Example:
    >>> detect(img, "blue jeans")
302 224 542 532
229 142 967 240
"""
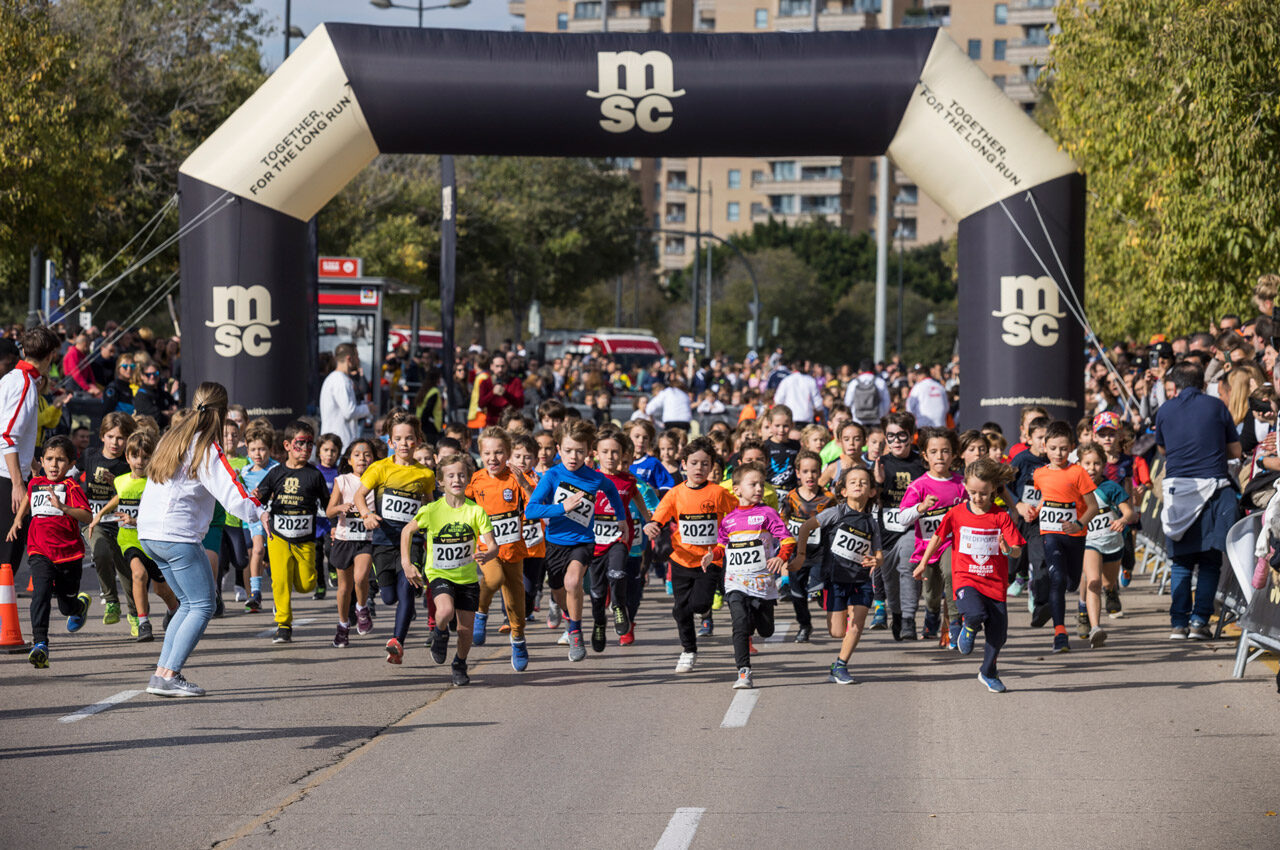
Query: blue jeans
1169 550 1221 628
141 539 215 673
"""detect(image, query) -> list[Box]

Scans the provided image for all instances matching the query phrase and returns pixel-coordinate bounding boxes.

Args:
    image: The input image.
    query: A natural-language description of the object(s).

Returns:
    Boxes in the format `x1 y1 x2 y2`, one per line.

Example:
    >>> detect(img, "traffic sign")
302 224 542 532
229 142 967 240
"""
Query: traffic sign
678 336 706 351
319 256 362 278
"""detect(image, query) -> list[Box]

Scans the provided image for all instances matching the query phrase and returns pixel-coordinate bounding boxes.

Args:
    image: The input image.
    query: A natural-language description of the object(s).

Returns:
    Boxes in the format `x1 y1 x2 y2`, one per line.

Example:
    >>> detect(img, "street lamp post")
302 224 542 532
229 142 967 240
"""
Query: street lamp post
284 0 305 58
369 0 472 28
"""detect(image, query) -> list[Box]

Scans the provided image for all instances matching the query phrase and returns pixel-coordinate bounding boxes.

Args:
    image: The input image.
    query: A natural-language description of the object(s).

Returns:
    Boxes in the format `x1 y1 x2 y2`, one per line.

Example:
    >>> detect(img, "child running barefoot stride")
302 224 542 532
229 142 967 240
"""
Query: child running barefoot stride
793 466 882 685
917 457 1024 693
708 461 794 689
403 454 498 686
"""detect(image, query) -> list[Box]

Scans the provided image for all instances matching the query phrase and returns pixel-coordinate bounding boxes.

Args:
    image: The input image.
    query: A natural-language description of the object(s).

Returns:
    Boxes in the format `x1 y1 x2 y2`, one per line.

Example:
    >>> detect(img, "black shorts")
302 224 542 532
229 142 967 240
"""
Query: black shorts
373 544 401 589
544 542 593 591
124 547 164 584
428 577 480 612
824 580 873 612
331 538 373 571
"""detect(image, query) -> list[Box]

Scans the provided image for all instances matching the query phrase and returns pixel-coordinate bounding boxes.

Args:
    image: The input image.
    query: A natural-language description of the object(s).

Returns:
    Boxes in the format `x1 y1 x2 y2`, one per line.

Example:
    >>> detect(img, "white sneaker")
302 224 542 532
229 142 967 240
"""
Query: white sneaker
556 629 570 646
234 586 247 603
674 651 696 673
732 667 753 689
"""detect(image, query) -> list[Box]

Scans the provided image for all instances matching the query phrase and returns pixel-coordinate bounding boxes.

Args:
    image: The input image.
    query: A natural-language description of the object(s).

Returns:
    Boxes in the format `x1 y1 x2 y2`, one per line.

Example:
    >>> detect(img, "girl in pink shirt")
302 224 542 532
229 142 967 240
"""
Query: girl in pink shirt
898 429 965 645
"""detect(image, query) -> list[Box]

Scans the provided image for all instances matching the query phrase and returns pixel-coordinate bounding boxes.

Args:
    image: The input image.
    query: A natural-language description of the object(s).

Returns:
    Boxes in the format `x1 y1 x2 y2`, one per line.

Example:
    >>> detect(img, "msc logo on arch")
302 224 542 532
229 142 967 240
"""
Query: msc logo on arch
587 51 685 134
992 275 1065 347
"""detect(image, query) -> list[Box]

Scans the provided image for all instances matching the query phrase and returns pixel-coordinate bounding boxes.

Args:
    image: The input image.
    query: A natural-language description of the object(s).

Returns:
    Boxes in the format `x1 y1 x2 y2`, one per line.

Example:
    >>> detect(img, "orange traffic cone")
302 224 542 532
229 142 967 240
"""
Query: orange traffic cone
1 563 27 651
26 575 32 593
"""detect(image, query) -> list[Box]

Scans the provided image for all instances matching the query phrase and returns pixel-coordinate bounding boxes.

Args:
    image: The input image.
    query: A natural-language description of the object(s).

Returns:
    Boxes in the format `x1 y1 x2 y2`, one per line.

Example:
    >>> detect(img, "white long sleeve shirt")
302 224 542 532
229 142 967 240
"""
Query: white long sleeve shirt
774 371 823 424
138 443 261 544
649 386 692 425
320 369 370 449
0 361 41 481
906 378 949 428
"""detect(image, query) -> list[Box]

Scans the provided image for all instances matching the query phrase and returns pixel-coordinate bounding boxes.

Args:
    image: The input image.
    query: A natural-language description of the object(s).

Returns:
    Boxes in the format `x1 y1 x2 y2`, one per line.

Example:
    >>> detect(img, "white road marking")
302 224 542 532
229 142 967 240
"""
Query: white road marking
654 807 706 850
764 621 792 643
720 690 760 728
256 618 317 638
59 690 142 723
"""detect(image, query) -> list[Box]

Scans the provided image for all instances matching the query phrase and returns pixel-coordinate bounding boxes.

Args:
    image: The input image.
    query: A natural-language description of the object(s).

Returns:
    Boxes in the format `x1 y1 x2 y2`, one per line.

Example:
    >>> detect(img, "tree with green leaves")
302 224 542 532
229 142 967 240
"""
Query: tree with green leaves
1045 0 1280 339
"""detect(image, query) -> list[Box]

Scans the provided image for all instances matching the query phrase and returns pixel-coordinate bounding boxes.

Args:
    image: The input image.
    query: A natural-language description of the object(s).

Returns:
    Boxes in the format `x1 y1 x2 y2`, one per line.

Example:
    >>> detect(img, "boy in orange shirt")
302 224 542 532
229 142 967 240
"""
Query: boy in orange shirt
1031 420 1099 653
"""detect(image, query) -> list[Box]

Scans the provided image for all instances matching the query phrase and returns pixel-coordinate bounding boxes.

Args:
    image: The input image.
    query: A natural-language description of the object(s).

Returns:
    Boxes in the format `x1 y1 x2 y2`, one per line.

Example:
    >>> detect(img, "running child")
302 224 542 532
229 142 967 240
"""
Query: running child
326 438 379 647
588 428 650 651
1032 420 1099 653
874 412 925 641
315 433 343 599
525 420 626 662
709 461 795 689
82 411 138 633
916 457 1024 693
509 434 548 626
762 405 801 493
1010 416 1051 612
1077 444 1134 647
239 425 278 613
87 432 177 643
793 465 882 684
780 449 835 643
819 420 866 489
902 428 966 646
8 436 93 668
466 426 530 671
219 419 251 605
1091 411 1148 601
644 436 738 673
622 440 660 645
658 428 684 485
353 410 436 664
255 421 331 644
403 453 498 686
626 419 675 493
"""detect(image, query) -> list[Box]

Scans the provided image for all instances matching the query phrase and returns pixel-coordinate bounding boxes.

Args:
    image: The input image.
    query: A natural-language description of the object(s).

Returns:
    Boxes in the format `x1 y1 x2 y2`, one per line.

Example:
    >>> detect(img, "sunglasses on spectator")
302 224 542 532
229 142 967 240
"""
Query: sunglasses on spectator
143 370 159 377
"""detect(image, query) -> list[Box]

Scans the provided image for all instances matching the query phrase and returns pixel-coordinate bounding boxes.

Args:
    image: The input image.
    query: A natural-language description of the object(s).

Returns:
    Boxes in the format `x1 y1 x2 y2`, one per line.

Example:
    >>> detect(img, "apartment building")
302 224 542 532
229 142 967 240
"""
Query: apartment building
508 0 1053 267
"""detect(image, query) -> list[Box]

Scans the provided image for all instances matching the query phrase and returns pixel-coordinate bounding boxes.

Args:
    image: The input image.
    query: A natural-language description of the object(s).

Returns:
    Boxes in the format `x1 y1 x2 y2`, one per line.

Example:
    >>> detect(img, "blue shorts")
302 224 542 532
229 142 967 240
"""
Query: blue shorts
824 580 873 611
246 520 265 540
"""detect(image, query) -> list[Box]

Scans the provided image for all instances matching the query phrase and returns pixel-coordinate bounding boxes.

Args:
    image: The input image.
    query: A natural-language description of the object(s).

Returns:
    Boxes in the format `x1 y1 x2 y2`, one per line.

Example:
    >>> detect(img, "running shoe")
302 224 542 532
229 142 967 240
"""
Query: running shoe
619 624 635 645
869 601 887 630
234 586 247 603
697 617 714 637
711 591 723 611
472 612 489 646
922 610 940 640
245 592 262 613
613 604 630 636
147 672 205 697
1169 626 1189 640
451 657 470 686
313 586 326 600
103 601 121 625
1007 578 1025 597
977 671 1007 693
890 612 903 641
664 579 673 595
957 625 977 656
1029 602 1052 629
1105 588 1124 618
794 625 811 643
386 637 404 664
333 624 350 648
511 638 529 672
1119 568 1132 588
674 650 696 673
546 602 562 630
591 620 607 653
136 620 154 643
948 621 962 651
162 608 175 630
534 590 543 612
1052 633 1070 653
828 662 855 685
749 639 758 655
901 620 917 642
430 629 448 664
556 629 570 646
1188 623 1211 641
1088 626 1107 648
1028 594 1035 615
733 667 754 689
568 630 587 662
356 607 374 635
28 642 48 669
273 626 292 644
328 569 338 589
67 592 91 632
214 596 225 618
1077 609 1091 639
128 614 140 637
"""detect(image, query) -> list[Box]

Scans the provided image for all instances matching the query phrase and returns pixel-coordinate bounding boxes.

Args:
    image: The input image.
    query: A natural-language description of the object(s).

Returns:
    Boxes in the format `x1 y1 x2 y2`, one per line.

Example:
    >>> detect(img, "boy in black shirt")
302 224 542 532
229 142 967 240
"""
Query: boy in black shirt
1010 416 1051 626
763 405 802 493
874 411 926 640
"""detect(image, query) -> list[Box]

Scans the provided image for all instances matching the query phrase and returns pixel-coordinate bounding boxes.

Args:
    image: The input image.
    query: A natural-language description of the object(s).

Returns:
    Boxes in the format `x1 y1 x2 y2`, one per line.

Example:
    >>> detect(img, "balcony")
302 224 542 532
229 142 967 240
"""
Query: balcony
1004 37 1051 66
567 11 663 33
1000 73 1037 104
751 176 843 196
664 213 687 224
901 9 950 27
507 0 524 18
1007 0 1058 27
751 209 843 226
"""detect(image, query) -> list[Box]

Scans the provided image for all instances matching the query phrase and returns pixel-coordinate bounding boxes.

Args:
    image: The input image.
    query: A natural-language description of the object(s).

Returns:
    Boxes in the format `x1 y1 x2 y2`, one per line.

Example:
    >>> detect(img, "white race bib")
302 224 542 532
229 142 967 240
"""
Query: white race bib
724 541 772 597
1039 501 1077 533
491 511 523 546
919 509 948 539
959 527 1000 560
381 492 421 524
593 514 623 546
830 525 872 563
1087 509 1118 535
881 507 908 533
432 534 474 571
522 519 545 549
117 503 140 524
273 513 314 537
787 518 821 548
1021 483 1043 507
90 498 109 517
343 513 371 541
554 483 594 528
678 513 718 547
30 486 66 518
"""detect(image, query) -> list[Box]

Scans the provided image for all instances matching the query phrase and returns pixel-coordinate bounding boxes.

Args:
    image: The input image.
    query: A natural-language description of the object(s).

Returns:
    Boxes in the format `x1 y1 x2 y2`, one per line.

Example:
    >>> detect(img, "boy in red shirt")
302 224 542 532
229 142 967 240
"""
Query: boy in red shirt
6 435 93 668
918 457 1024 693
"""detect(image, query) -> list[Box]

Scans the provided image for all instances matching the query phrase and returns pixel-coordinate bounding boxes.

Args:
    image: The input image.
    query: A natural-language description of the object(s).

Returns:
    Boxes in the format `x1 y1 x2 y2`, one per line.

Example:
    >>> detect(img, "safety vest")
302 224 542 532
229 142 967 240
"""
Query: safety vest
467 370 489 429
416 386 443 434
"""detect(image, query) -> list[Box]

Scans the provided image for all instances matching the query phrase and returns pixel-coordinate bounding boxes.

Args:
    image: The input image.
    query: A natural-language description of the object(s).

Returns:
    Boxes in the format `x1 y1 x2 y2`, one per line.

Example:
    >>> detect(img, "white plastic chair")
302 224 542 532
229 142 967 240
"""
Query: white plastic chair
1224 513 1280 678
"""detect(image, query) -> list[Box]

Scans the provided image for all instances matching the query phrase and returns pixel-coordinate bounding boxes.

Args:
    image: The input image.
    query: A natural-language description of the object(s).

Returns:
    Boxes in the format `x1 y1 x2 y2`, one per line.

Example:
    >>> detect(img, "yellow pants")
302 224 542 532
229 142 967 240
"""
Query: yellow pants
478 557 526 640
268 537 317 627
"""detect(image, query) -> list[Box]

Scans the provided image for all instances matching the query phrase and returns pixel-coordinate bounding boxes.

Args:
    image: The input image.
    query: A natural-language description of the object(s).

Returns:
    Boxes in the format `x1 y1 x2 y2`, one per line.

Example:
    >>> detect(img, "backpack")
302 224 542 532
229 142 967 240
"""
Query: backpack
852 378 879 424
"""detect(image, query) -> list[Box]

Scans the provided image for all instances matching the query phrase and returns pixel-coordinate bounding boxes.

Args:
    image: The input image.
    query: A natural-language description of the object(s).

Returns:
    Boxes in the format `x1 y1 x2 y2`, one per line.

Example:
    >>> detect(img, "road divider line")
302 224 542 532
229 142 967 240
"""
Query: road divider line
764 622 792 643
720 690 760 728
654 807 706 850
255 618 316 639
59 690 142 723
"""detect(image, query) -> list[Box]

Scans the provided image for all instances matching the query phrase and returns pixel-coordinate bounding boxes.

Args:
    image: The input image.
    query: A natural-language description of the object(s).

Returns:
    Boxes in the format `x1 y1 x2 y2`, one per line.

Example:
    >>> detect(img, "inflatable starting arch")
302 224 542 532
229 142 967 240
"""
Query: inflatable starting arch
178 25 1084 433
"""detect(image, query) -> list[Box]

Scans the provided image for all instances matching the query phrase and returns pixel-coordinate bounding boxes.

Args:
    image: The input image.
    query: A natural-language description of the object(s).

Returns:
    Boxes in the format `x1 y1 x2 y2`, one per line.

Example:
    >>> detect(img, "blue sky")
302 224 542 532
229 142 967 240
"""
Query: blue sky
254 0 521 68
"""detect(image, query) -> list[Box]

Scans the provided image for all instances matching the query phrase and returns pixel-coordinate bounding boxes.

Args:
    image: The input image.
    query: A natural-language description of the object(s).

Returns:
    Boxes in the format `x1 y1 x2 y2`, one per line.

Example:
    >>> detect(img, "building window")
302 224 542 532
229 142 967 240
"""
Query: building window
557 12 568 29
771 160 797 181
751 169 766 186
968 39 981 60
994 3 1008 24
894 185 918 205
993 39 1007 61
654 181 661 199
639 0 666 17
770 195 798 214
801 164 841 181
727 201 740 222
778 0 811 17
755 8 768 28
653 213 661 228
800 195 840 214
574 1 601 20
665 203 686 224
665 237 686 255
868 195 876 216
750 202 765 218
727 169 741 189
894 217 917 241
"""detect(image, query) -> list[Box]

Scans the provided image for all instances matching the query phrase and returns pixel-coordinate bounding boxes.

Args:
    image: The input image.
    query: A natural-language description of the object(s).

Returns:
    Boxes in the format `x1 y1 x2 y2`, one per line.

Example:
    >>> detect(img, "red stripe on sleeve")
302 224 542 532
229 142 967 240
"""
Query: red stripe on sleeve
1 371 31 448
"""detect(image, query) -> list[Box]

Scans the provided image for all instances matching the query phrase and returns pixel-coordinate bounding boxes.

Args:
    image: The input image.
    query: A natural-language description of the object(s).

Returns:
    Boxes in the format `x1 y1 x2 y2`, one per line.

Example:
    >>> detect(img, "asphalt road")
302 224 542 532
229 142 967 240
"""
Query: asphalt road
2 568 1278 850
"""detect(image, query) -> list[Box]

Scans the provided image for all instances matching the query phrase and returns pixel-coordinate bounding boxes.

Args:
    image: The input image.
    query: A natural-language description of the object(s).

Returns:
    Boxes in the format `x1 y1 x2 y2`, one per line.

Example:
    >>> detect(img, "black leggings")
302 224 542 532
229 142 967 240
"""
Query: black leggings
787 563 815 630
671 564 721 652
1043 534 1085 629
220 526 249 589
726 591 776 668
29 554 83 644
588 543 629 624
522 557 546 615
